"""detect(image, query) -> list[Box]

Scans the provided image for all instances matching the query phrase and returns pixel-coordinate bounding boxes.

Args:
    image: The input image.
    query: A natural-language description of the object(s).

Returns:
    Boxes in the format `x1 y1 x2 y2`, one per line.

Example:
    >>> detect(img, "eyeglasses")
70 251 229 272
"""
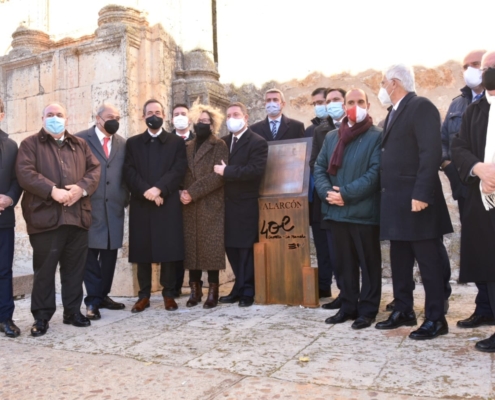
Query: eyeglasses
198 118 211 124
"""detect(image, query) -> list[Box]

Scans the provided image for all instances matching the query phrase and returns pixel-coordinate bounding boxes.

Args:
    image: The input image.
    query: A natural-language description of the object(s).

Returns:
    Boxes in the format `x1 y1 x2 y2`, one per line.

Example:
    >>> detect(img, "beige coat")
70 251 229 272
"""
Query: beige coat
183 135 229 271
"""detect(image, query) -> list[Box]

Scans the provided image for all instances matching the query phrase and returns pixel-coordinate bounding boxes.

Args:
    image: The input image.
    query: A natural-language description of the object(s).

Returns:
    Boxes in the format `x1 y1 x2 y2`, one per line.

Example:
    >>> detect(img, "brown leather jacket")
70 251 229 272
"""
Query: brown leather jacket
16 129 101 235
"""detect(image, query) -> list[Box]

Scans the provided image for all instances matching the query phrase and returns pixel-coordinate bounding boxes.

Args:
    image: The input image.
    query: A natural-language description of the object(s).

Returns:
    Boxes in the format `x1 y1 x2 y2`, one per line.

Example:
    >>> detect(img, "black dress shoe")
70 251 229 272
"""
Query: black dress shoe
100 296 125 310
385 300 395 312
63 312 91 327
375 310 417 330
352 316 375 330
321 296 342 310
409 319 448 340
457 313 495 328
325 309 357 324
475 333 495 353
319 289 332 299
31 319 49 337
86 305 101 320
219 294 240 304
0 319 21 338
238 297 254 307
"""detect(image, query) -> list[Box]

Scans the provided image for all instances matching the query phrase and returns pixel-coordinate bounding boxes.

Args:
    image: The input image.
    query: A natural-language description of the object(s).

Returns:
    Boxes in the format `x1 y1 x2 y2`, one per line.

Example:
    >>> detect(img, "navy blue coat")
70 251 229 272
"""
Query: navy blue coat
380 92 453 241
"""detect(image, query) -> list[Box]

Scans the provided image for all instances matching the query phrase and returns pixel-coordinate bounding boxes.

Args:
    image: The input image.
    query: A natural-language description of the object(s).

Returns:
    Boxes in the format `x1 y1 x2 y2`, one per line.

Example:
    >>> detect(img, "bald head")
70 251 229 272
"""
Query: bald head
482 51 495 70
345 88 369 106
463 50 486 70
42 102 67 118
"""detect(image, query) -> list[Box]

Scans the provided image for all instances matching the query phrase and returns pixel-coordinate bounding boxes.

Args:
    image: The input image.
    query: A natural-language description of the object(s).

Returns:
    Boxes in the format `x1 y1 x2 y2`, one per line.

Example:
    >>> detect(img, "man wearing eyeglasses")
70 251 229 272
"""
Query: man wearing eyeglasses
75 103 130 320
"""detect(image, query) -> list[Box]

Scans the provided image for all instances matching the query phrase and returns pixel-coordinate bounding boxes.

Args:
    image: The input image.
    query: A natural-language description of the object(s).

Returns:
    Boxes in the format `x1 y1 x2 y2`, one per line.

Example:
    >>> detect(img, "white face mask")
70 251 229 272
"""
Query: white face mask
464 66 483 89
226 117 245 133
265 102 281 117
173 115 189 130
355 106 368 123
378 86 393 106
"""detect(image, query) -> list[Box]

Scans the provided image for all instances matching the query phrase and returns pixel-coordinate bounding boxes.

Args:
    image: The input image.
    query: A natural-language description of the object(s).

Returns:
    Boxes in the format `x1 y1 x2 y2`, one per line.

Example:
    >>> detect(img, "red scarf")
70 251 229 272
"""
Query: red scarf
327 115 373 175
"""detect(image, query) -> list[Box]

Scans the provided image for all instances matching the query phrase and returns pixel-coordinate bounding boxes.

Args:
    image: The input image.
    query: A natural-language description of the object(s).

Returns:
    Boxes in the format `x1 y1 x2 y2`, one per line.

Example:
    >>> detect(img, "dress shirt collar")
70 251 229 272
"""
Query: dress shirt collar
95 126 111 143
148 129 161 138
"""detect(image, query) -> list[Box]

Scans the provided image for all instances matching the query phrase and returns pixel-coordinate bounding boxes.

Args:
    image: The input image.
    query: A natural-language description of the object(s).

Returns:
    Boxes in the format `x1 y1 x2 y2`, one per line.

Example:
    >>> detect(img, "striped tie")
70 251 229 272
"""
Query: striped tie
271 120 277 139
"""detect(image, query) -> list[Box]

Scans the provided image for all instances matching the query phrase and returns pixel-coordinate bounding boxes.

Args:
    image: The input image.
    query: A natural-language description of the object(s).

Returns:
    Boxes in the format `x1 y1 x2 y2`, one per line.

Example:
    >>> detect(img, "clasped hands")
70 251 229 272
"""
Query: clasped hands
51 185 84 207
0 194 13 215
180 190 192 205
326 186 344 206
474 162 495 194
144 187 163 206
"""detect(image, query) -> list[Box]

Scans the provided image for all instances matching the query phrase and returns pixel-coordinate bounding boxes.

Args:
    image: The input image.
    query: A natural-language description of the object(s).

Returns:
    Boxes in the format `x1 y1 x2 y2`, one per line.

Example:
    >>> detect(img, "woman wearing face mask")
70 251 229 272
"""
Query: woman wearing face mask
180 103 229 308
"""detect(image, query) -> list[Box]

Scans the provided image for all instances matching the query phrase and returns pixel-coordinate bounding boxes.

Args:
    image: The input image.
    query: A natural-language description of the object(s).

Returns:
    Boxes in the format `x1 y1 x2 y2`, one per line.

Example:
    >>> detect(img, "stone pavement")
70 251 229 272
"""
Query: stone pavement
1 283 494 400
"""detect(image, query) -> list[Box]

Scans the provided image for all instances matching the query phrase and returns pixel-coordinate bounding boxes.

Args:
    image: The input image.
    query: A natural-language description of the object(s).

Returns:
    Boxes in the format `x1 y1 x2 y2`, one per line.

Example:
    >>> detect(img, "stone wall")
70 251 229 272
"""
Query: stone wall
225 62 463 281
0 5 230 296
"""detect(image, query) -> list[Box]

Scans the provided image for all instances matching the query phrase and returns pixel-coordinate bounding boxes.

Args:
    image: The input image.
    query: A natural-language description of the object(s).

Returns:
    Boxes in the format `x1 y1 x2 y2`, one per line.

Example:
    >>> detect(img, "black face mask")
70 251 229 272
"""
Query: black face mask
194 123 212 140
482 67 495 91
103 119 119 135
146 115 163 130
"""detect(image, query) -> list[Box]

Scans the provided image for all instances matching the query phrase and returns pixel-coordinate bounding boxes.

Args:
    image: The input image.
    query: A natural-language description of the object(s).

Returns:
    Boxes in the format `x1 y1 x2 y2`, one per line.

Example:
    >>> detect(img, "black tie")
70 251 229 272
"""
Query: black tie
56 139 63 147
232 136 238 152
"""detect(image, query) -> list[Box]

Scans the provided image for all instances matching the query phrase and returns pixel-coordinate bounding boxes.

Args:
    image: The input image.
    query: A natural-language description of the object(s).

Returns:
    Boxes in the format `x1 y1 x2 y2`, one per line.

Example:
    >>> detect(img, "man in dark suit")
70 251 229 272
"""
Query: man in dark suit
304 87 328 138
374 64 453 340
214 102 268 307
0 98 23 338
124 99 187 313
309 88 347 308
170 103 195 298
250 89 305 142
76 103 129 320
452 50 495 352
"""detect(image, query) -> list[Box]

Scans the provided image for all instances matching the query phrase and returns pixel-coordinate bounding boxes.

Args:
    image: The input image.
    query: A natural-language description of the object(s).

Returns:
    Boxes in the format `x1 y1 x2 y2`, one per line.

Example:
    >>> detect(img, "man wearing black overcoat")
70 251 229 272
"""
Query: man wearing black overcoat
124 99 187 313
451 51 495 352
374 64 453 340
76 103 129 320
250 89 304 142
214 102 268 307
0 98 23 338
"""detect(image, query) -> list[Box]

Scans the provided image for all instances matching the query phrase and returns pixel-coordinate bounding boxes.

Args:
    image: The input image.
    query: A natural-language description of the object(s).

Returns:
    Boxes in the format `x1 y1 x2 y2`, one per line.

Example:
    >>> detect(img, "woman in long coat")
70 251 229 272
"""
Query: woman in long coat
180 103 229 308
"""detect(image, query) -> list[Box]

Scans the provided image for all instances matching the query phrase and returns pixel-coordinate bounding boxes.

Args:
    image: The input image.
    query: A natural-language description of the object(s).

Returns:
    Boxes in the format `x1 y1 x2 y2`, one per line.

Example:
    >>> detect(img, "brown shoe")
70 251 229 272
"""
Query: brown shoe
203 283 219 309
186 281 203 307
131 297 150 313
164 296 178 311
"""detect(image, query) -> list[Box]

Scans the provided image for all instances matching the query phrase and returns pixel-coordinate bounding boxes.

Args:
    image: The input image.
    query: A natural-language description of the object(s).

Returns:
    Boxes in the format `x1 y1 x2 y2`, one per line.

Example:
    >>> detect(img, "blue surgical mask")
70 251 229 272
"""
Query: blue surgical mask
326 102 345 120
265 102 281 117
314 105 328 119
44 116 66 135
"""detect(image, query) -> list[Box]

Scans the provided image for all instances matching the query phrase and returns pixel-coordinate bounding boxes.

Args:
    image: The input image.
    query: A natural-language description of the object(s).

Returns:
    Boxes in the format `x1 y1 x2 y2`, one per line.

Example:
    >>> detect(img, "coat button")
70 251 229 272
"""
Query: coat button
381 148 385 152
382 188 385 192
107 182 110 185
107 165 110 168
105 199 108 202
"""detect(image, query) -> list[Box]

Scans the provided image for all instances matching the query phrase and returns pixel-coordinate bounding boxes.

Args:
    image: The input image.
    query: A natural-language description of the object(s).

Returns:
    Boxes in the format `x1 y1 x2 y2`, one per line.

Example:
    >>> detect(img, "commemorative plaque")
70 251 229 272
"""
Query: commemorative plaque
254 137 319 307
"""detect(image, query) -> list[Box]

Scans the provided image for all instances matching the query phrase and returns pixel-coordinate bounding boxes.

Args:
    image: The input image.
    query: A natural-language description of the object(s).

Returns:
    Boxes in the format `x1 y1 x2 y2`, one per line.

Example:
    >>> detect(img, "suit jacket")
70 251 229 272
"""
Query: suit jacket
75 127 129 250
451 95 494 282
221 129 268 247
0 130 22 229
124 129 187 263
250 114 304 142
380 92 453 241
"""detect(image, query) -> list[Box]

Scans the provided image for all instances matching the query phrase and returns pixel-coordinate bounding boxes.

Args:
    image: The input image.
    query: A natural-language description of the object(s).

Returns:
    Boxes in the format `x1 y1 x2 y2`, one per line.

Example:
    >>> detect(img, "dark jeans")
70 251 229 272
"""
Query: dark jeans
390 238 447 322
311 222 334 292
137 262 177 299
83 248 118 307
0 228 15 322
225 247 254 298
329 221 382 318
189 269 219 284
29 225 88 321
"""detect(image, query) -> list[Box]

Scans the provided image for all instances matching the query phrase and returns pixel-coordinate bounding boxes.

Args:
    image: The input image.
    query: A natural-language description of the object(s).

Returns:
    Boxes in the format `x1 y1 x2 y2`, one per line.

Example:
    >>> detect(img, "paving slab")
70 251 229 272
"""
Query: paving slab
1 283 494 400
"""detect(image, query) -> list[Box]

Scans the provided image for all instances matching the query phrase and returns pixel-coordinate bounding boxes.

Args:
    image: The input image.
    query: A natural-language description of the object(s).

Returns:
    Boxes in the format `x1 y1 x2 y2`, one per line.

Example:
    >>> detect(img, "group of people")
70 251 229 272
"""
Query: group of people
1 49 495 354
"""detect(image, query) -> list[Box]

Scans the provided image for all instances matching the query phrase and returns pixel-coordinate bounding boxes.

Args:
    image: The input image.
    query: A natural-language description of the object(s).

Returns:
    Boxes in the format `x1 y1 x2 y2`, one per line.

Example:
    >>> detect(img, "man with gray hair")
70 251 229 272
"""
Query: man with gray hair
250 88 305 141
374 65 453 340
16 102 100 336
75 103 129 320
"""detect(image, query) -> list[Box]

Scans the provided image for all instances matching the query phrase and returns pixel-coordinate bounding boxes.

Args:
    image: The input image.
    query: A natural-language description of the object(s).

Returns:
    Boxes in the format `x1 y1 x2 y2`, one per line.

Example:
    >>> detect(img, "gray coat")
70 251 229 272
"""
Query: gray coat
75 126 129 249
